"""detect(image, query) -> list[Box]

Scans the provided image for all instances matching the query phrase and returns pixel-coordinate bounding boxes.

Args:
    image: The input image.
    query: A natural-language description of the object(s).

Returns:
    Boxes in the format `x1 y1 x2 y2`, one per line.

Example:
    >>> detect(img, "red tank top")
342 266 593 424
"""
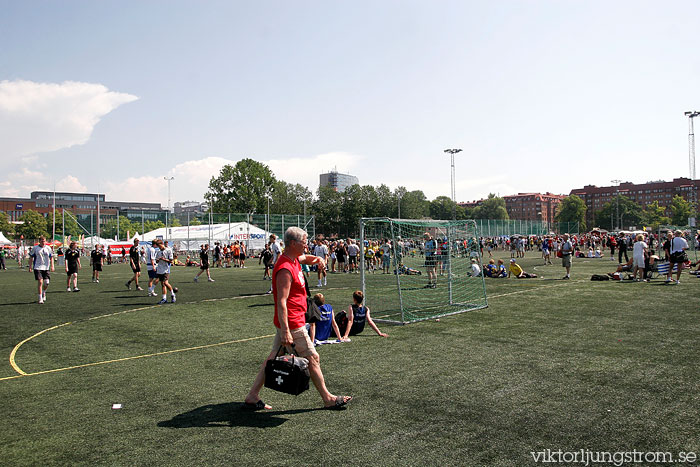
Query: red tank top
272 254 307 330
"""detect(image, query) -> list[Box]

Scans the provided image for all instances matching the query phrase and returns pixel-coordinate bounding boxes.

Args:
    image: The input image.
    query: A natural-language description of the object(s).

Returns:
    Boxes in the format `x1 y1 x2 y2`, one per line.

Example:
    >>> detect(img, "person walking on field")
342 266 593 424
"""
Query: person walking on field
29 236 54 304
154 239 178 304
244 227 352 411
91 244 104 283
145 239 159 296
125 238 143 290
265 234 282 294
559 234 574 280
65 241 81 292
194 244 214 282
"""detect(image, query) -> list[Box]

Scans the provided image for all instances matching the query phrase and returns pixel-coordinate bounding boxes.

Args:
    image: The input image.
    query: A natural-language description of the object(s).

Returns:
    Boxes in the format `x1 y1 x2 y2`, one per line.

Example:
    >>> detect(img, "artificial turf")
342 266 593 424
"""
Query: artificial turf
0 251 698 466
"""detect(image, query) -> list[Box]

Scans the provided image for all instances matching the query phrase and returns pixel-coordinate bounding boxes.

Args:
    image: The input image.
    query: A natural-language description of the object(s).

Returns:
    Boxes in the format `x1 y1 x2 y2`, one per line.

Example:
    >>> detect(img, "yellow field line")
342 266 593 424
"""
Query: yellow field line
1 333 275 382
9 322 74 375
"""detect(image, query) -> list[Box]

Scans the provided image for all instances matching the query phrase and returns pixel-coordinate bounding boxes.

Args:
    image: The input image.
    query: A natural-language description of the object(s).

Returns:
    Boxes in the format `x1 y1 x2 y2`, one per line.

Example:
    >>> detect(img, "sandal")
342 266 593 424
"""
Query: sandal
242 400 270 411
324 395 352 410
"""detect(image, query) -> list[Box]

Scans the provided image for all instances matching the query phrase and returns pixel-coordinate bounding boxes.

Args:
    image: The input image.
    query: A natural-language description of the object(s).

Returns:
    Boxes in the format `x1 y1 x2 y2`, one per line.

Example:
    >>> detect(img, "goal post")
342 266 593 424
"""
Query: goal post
360 217 488 324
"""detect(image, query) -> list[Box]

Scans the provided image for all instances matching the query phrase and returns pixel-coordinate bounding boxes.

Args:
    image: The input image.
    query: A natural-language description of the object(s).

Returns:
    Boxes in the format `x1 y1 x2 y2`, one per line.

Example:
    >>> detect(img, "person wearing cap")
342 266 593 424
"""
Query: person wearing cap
508 258 537 278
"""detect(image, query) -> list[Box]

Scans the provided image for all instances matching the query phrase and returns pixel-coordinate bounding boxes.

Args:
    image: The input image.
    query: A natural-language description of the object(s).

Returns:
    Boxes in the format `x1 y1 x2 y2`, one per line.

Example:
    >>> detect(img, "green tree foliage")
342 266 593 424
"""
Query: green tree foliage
641 201 671 229
16 210 49 240
399 190 430 219
0 211 15 237
46 211 84 238
472 194 509 220
100 216 138 240
595 195 643 230
204 159 277 214
555 195 587 231
670 195 692 225
430 196 457 220
189 216 202 226
271 181 313 215
144 220 166 233
313 186 343 236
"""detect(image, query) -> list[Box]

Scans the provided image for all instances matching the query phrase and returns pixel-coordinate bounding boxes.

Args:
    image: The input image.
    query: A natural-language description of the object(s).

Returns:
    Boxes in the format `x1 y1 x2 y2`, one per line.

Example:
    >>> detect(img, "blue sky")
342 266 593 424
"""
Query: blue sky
1 1 699 207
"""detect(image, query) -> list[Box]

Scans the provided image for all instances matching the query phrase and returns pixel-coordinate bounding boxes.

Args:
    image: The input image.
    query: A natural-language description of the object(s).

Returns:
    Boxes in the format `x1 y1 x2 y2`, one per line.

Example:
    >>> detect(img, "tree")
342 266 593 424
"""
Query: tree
555 195 587 232
398 190 430 219
595 195 643 230
429 196 457 220
0 211 14 237
101 216 137 240
144 220 165 233
271 180 313 215
670 195 692 225
204 159 277 214
641 201 671 230
46 211 83 238
16 210 49 240
473 194 509 220
313 185 343 236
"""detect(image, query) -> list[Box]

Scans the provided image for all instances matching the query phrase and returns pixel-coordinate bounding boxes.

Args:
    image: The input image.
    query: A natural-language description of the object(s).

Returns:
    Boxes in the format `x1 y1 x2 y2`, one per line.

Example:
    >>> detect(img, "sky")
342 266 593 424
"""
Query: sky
2 1 700 208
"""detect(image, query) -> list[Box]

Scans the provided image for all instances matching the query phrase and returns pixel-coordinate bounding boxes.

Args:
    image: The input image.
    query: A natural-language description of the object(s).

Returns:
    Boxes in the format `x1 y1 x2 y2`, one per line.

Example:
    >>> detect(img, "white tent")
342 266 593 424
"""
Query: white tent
82 236 117 248
141 222 273 253
0 232 11 245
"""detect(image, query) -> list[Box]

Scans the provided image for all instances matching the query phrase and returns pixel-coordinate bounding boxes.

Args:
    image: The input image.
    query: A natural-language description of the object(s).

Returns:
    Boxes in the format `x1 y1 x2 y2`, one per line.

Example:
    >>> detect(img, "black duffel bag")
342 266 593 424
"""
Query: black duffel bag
264 345 310 396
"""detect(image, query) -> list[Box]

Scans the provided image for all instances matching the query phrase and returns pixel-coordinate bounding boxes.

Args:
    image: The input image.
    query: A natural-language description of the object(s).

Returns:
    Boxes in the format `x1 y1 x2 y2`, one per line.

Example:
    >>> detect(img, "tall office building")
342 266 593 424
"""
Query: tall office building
319 170 359 192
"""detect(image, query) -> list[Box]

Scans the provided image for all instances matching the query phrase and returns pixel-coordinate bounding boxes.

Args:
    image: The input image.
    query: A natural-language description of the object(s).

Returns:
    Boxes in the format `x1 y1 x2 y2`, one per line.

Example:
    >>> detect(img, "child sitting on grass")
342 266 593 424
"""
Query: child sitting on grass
334 290 388 340
308 293 343 344
508 259 537 278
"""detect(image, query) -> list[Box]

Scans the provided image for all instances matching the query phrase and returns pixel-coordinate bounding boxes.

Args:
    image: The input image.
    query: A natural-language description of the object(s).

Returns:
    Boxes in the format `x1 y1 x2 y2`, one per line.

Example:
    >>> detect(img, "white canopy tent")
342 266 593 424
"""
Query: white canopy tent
141 222 274 253
0 232 11 245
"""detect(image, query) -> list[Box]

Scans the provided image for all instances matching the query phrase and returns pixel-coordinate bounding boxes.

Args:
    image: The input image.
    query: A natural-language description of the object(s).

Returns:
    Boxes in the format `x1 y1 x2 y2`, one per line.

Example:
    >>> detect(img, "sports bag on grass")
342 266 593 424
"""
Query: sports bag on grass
264 345 310 396
304 277 322 323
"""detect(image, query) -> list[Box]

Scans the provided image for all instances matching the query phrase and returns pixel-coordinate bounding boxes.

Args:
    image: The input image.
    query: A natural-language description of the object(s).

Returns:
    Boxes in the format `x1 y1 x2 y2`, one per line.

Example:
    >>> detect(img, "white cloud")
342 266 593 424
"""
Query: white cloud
0 80 138 158
56 175 87 193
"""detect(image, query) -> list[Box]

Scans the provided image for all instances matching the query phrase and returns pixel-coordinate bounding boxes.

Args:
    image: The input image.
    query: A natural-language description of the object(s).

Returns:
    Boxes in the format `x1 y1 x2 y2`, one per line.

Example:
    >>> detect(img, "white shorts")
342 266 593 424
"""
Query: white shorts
633 256 645 269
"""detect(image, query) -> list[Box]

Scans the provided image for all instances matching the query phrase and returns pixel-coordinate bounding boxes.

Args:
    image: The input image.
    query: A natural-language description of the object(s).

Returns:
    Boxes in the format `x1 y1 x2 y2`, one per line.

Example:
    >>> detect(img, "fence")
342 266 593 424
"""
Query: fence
473 219 579 237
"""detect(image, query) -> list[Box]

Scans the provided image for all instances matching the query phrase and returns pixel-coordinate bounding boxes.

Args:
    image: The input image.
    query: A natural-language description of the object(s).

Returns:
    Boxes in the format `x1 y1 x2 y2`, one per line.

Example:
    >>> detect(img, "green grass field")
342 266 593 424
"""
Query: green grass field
1 251 699 466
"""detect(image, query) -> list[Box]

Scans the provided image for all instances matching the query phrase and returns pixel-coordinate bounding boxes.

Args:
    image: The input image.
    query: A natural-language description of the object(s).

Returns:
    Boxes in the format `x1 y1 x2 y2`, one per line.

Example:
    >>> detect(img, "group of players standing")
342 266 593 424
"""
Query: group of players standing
28 236 178 305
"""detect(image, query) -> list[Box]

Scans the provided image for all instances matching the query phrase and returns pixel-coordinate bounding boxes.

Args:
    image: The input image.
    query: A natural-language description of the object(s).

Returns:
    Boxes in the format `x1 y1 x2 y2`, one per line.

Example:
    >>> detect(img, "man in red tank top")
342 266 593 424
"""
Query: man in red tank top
244 227 352 411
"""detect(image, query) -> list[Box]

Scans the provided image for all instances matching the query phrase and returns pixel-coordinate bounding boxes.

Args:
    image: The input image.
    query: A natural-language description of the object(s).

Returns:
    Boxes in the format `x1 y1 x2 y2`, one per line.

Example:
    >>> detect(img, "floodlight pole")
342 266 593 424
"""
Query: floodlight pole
397 192 403 219
611 179 621 230
164 176 174 242
685 111 699 224
444 149 462 220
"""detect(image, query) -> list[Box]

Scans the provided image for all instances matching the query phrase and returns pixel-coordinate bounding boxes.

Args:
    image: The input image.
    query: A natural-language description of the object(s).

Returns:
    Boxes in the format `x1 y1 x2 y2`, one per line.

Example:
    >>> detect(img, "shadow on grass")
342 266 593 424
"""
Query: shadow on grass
248 303 273 308
239 292 269 297
0 301 39 306
157 402 319 429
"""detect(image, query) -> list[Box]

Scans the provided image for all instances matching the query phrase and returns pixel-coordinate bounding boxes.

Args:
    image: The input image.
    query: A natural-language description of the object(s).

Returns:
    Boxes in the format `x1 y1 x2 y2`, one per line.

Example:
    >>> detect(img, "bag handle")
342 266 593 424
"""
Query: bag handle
275 344 300 358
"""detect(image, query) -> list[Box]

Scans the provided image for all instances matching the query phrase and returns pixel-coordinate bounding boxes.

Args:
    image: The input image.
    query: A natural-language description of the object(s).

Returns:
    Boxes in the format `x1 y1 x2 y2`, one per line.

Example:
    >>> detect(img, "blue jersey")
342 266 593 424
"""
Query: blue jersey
314 304 335 341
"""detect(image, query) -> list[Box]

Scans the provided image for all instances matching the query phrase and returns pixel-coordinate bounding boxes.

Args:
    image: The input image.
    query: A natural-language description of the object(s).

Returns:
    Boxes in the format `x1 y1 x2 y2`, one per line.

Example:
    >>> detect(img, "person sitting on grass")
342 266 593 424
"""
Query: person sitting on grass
495 259 508 277
308 293 343 344
508 258 537 278
335 290 388 340
469 258 481 277
484 259 498 278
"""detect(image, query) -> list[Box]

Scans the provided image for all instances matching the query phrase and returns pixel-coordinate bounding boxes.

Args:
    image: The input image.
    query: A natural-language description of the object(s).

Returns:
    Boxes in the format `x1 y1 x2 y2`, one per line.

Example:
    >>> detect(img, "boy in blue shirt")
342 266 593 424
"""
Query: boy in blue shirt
309 293 343 344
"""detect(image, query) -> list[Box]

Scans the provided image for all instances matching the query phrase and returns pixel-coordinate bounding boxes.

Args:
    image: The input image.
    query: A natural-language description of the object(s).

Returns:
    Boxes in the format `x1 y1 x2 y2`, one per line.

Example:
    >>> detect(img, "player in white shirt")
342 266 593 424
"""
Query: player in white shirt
29 236 54 304
265 233 282 294
145 240 160 296
313 239 329 286
154 239 178 303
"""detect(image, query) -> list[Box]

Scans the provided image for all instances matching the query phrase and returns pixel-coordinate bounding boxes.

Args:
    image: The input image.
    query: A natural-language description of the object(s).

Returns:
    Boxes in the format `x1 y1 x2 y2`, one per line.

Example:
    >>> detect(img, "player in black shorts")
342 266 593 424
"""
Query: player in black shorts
91 245 104 283
125 238 143 290
194 244 214 282
65 241 81 292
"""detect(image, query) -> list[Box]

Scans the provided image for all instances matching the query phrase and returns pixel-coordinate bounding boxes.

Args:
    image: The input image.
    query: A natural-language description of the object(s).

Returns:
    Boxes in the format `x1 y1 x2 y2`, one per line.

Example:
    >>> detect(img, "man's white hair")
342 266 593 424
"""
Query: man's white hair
285 226 307 244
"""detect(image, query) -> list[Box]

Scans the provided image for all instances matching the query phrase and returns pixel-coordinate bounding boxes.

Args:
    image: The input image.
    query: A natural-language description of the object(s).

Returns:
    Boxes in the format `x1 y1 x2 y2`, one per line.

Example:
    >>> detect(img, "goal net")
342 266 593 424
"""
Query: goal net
359 218 488 324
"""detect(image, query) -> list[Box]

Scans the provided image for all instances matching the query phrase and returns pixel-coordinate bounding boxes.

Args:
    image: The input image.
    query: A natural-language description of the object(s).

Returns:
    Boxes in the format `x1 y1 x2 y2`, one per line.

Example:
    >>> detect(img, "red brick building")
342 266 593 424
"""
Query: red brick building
503 193 565 222
458 192 565 221
570 178 700 226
